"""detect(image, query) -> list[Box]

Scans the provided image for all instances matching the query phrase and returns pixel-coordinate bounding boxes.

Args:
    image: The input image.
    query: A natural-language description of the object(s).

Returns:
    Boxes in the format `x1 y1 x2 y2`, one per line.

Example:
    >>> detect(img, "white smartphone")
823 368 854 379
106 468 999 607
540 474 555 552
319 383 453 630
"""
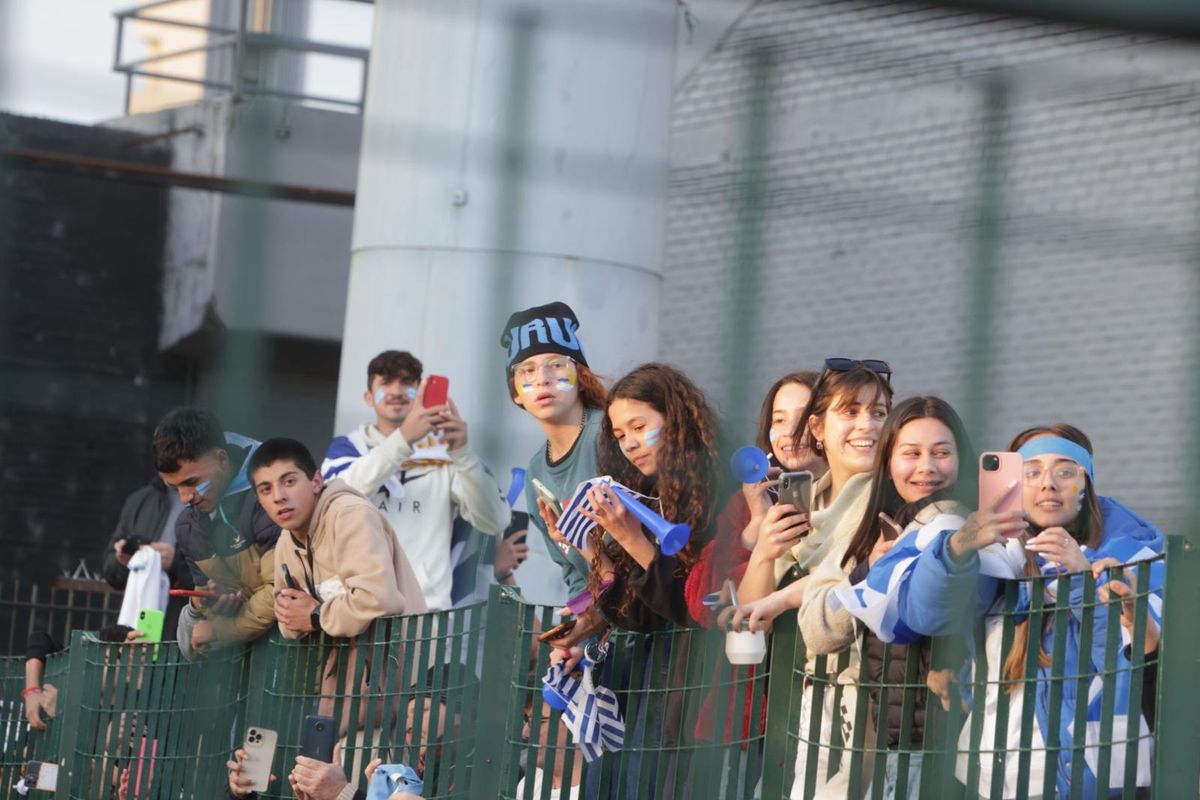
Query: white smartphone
242 726 278 792
531 478 563 517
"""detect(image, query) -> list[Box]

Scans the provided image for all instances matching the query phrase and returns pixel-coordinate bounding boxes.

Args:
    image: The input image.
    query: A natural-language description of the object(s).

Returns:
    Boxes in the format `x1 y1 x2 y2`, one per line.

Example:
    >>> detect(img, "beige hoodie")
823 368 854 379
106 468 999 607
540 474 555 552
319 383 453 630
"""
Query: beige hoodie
274 479 428 639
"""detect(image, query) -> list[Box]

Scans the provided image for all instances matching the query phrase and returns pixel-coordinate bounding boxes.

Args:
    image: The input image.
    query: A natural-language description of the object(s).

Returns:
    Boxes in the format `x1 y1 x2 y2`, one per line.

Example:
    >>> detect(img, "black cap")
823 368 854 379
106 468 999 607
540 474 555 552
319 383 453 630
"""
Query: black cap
500 302 588 369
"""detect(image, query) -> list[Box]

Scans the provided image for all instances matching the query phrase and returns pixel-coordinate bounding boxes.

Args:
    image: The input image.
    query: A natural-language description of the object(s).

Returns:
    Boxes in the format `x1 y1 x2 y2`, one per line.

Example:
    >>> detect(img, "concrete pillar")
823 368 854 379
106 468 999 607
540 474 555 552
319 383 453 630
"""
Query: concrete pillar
335 0 677 470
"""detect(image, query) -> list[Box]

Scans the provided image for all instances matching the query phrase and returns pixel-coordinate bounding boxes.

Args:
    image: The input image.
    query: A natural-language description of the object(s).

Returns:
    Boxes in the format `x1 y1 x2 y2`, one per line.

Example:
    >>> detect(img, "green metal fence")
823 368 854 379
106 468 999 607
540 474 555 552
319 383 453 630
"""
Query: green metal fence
2 559 1173 798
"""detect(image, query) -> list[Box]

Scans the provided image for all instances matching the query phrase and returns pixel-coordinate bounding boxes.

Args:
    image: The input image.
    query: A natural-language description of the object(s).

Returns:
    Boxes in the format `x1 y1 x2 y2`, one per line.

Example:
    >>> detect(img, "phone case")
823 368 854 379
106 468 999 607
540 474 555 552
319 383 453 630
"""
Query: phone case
778 471 814 515
531 478 563 518
242 727 278 792
423 375 449 407
979 451 1024 517
537 618 577 642
300 715 337 763
281 563 300 591
136 609 165 644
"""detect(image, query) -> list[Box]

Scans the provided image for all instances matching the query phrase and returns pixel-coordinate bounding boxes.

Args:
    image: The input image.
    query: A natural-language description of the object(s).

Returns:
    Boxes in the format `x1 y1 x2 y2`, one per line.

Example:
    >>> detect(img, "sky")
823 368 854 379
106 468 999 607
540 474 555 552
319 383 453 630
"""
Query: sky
0 0 372 125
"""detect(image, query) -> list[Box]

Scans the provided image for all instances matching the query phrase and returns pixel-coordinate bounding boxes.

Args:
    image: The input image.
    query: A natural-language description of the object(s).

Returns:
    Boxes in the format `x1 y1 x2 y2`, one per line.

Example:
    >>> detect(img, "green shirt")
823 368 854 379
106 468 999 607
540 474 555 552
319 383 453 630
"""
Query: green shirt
523 408 602 597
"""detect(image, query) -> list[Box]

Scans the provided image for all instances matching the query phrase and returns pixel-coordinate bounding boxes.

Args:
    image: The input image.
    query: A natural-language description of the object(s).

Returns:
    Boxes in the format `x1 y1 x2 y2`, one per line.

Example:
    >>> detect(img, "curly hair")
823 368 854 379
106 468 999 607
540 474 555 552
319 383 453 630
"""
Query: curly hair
591 363 721 621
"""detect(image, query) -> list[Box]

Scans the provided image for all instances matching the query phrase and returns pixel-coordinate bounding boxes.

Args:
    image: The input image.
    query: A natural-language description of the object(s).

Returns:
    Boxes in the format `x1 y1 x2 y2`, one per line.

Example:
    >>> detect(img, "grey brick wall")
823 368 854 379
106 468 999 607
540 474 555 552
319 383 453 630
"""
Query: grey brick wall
663 0 1200 531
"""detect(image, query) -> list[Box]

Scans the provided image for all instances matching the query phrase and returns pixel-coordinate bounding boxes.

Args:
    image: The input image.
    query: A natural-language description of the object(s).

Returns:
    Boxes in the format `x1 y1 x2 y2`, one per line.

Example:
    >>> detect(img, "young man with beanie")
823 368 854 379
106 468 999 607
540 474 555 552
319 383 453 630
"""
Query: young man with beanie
152 407 281 659
501 302 610 656
321 350 509 611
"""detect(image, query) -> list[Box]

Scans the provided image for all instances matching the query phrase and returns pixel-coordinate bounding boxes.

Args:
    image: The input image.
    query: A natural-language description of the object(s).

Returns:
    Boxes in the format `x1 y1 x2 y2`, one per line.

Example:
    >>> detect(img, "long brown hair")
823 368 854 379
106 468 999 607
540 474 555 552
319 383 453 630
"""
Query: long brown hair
592 363 720 619
842 396 977 569
755 371 821 456
1001 423 1102 687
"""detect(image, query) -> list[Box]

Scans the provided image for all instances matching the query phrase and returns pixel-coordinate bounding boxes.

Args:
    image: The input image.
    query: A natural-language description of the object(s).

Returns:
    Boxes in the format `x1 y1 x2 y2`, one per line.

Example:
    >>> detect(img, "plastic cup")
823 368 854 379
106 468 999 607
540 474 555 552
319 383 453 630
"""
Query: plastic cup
725 624 766 665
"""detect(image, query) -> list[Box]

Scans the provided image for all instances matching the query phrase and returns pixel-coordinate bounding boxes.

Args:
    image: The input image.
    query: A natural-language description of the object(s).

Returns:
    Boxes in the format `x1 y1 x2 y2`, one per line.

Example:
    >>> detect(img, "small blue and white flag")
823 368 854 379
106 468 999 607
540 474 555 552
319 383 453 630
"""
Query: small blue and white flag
542 661 625 762
555 476 657 551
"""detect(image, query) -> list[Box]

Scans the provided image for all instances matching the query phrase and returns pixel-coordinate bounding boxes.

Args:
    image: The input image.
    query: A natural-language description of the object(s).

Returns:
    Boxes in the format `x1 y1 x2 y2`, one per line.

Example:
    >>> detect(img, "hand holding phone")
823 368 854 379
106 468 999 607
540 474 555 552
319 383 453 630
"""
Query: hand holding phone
299 715 337 763
423 375 449 408
137 609 165 644
538 618 578 643
979 452 1023 518
777 471 814 515
532 478 563 518
240 727 278 792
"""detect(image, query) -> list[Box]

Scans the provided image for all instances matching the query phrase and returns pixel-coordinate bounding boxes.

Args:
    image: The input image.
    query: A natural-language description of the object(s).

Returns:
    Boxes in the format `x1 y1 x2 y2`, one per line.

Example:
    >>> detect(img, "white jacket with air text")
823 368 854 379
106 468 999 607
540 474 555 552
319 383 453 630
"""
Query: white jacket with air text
321 424 510 611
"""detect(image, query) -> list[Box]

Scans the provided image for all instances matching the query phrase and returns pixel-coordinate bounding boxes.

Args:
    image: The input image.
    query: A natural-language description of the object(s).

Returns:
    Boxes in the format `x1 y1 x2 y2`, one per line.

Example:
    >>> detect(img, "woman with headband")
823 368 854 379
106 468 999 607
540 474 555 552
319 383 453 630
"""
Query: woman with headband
859 424 1164 798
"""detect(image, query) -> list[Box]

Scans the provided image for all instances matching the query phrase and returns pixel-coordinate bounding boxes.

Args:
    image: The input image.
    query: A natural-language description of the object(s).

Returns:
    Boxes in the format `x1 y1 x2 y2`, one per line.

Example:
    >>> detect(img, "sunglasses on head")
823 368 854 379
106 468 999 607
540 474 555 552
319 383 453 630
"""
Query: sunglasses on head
816 358 893 387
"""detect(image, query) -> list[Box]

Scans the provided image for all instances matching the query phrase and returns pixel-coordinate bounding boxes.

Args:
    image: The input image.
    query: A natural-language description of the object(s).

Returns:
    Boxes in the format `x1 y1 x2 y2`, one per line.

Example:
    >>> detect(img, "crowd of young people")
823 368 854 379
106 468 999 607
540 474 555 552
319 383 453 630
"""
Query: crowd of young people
24 299 1163 800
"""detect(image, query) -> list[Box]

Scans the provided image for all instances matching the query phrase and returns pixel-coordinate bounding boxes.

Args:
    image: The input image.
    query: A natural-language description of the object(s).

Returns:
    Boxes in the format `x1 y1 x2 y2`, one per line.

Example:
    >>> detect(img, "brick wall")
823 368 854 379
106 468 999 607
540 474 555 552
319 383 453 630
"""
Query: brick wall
663 0 1200 531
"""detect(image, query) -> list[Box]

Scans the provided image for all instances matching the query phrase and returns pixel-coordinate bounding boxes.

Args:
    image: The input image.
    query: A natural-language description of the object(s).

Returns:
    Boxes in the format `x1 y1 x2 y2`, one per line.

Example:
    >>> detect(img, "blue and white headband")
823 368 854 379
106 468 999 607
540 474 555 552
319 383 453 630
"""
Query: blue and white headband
1016 436 1095 483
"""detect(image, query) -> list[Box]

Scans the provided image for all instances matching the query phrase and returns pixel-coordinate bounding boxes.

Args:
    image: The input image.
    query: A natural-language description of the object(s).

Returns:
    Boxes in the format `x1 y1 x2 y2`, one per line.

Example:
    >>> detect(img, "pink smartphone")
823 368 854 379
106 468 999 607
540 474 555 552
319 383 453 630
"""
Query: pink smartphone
423 375 449 407
979 451 1023 519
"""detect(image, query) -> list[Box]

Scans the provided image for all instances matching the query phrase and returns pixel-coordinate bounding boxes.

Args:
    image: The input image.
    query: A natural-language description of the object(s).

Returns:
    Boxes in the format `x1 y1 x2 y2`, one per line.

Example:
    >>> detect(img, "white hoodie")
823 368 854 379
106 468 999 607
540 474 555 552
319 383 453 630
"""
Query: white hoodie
322 424 510 610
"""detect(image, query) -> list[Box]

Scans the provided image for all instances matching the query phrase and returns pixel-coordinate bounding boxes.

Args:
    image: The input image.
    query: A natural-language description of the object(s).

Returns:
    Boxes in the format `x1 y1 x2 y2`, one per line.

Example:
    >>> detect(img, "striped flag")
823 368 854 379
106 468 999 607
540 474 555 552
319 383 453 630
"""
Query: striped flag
555 477 658 551
542 662 625 762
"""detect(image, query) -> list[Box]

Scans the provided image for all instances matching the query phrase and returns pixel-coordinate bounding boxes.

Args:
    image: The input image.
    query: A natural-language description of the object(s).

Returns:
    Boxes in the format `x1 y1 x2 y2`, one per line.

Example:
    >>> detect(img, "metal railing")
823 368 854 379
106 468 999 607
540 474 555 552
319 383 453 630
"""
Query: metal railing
0 555 1175 799
111 0 371 115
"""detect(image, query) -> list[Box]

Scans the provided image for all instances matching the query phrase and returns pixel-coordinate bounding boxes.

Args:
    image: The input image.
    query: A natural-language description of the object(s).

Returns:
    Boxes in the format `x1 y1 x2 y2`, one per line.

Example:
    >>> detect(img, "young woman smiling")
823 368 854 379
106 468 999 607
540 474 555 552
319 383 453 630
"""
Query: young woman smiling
733 359 894 628
883 424 1165 798
799 396 977 798
685 371 824 629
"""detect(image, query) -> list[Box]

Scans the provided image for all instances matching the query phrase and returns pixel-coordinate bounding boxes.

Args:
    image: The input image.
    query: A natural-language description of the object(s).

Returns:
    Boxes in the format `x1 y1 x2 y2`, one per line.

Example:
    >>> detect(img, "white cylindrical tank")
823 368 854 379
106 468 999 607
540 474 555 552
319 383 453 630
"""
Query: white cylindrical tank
336 0 677 465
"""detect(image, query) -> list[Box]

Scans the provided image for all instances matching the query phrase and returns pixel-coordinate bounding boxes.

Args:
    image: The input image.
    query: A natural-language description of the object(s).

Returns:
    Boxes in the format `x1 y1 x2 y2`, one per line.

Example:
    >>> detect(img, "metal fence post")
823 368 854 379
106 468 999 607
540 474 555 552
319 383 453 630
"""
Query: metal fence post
470 584 524 798
1152 535 1200 797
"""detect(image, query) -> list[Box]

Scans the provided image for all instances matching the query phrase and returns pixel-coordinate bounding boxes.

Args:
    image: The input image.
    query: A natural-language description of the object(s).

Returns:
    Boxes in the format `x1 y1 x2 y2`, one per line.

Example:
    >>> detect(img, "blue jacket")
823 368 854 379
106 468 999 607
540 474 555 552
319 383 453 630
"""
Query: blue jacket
899 496 1164 798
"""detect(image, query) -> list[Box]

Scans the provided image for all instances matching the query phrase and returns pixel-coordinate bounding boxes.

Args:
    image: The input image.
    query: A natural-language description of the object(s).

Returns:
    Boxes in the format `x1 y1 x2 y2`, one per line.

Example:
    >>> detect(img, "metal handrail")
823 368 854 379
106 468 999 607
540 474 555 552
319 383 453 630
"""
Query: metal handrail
111 0 370 114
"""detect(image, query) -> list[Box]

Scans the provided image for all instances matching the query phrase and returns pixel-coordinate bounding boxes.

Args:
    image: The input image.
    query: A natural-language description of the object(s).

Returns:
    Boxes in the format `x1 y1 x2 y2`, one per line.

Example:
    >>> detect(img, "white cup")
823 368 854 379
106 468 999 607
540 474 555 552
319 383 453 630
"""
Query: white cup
725 628 766 665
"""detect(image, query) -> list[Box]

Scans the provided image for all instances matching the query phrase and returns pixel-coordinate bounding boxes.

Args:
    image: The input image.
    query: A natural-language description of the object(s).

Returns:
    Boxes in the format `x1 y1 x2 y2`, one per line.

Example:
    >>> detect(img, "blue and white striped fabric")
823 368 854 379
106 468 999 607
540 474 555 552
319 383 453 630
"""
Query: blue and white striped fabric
831 512 1028 644
555 476 613 550
322 428 403 498
555 476 656 551
542 662 625 762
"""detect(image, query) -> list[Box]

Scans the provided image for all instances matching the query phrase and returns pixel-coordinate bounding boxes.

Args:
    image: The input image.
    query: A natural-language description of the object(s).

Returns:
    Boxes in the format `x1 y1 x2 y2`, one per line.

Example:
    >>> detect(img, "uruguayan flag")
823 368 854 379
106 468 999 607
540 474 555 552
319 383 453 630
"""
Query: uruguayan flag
542 662 625 762
556 477 657 551
831 513 1030 643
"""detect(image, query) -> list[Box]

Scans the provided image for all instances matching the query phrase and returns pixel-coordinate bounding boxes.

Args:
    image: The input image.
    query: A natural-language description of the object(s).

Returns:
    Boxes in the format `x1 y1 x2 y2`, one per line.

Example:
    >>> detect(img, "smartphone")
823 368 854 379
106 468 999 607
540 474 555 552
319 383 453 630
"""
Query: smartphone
778 471 814 515
531 478 563 518
423 374 449 407
136 609 165 643
537 618 577 643
241 726 278 792
24 761 59 790
300 715 337 763
979 451 1023 519
168 589 222 599
503 510 530 540
280 563 300 591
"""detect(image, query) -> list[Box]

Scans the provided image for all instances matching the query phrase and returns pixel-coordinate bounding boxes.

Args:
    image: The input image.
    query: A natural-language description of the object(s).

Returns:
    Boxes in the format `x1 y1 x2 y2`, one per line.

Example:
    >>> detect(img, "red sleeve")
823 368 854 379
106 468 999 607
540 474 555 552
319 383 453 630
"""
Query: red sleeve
684 491 753 628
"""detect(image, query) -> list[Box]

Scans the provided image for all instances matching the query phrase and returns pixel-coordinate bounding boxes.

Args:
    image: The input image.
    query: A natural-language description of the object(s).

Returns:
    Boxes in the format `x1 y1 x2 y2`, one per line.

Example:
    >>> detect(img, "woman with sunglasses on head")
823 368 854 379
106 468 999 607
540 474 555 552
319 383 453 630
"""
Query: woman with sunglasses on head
865 424 1163 798
732 359 894 629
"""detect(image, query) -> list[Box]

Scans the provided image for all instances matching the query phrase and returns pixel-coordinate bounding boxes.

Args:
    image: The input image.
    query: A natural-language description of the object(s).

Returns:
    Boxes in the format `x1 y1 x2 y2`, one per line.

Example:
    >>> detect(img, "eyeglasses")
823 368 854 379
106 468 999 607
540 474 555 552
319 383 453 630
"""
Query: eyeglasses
513 356 575 382
1023 463 1084 485
816 358 893 387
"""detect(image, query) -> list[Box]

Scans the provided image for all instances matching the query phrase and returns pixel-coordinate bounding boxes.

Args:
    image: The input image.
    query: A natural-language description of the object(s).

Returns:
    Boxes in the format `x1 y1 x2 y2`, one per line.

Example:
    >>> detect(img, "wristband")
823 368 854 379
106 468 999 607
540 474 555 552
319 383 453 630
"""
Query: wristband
21 686 42 698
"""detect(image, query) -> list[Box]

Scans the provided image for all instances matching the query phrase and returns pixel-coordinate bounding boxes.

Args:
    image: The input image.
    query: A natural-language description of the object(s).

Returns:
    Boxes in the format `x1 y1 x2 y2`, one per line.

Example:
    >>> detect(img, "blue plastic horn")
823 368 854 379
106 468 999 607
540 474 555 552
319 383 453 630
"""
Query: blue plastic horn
730 445 770 484
506 467 527 508
609 483 691 556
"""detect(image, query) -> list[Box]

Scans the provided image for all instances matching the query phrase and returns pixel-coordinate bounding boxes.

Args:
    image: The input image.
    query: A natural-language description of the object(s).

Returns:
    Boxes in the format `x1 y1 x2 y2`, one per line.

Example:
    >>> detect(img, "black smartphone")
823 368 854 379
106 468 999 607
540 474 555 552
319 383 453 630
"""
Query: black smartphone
778 471 814 515
300 715 337 762
503 511 530 540
280 563 300 591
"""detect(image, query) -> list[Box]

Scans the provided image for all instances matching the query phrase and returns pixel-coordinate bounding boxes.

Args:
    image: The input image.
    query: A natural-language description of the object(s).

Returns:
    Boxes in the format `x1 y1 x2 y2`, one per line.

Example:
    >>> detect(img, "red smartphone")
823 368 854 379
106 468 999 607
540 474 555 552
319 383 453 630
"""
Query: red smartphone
423 375 449 407
979 452 1023 519
168 589 222 599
